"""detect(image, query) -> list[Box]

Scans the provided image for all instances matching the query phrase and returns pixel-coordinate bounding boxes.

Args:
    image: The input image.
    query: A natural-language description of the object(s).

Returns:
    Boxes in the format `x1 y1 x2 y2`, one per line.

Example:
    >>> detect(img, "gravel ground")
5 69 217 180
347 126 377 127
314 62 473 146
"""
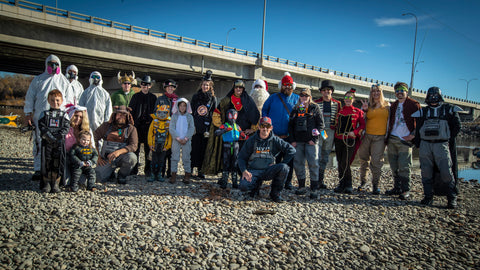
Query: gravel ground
0 127 479 269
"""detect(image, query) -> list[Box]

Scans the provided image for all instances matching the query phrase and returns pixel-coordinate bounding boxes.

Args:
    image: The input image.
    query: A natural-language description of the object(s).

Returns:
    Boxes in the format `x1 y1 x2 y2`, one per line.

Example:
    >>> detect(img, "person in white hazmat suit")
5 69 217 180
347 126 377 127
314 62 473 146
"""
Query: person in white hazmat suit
78 71 113 132
24 54 70 181
64 65 84 104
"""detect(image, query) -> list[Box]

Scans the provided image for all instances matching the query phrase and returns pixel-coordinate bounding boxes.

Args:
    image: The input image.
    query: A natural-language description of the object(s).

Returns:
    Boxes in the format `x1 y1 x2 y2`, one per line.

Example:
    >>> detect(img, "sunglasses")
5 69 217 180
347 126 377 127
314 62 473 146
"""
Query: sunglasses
260 124 271 128
91 75 101 80
299 94 310 97
395 89 406 93
141 82 151 86
123 82 131 85
344 96 353 100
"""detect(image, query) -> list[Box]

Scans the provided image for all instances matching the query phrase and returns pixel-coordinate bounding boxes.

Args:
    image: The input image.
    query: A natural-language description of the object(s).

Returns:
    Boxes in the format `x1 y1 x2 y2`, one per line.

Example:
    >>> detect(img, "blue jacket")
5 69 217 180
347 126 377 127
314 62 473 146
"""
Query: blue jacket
262 92 299 136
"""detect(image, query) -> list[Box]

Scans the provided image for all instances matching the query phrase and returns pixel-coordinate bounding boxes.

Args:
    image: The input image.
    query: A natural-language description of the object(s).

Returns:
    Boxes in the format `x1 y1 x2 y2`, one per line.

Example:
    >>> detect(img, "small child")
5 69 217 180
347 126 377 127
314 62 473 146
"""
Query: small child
38 89 70 193
69 130 99 191
169 98 195 184
215 109 247 189
148 104 172 182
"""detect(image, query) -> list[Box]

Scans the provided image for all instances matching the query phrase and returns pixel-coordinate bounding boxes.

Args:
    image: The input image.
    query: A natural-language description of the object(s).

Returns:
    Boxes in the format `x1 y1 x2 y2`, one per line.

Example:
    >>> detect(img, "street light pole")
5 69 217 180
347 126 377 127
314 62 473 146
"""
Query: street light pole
459 78 478 100
226 27 236 47
402 13 417 97
260 0 267 66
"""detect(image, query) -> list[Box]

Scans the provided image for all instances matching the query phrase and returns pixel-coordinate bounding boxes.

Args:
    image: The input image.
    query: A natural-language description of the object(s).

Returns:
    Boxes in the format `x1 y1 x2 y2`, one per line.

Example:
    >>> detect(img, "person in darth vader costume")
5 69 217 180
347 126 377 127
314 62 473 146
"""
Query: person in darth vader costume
412 87 462 209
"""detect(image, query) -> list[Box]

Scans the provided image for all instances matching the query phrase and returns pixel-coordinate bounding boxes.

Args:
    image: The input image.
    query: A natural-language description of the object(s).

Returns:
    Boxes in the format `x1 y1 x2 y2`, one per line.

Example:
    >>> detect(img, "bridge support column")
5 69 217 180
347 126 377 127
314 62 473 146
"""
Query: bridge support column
249 65 263 84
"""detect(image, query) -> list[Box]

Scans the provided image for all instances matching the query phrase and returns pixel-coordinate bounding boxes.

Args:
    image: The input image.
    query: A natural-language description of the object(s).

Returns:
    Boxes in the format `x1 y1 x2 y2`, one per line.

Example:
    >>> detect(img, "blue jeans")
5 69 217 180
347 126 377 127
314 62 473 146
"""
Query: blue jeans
239 163 289 196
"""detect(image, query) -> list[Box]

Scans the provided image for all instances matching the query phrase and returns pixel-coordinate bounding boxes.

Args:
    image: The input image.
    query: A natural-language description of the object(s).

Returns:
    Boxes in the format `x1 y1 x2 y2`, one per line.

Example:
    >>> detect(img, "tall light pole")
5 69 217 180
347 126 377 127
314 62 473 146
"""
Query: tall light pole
459 78 478 99
402 13 417 97
260 0 267 66
226 27 236 47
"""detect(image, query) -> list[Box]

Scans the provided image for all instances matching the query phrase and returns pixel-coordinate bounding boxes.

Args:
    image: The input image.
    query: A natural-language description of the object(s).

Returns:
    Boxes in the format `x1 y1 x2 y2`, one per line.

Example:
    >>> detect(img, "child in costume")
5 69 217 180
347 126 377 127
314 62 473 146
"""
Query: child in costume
169 98 195 184
69 130 99 192
215 109 247 189
38 89 70 193
148 104 172 182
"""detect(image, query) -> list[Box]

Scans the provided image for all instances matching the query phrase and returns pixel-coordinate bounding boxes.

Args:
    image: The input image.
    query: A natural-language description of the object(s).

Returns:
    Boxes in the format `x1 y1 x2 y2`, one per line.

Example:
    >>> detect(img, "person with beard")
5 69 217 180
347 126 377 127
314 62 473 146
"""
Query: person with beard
412 87 462 209
111 71 136 107
79 71 113 132
190 71 217 179
24 54 70 181
261 72 299 190
128 75 157 176
94 106 138 184
154 79 178 179
249 79 270 114
64 65 84 105
202 79 260 177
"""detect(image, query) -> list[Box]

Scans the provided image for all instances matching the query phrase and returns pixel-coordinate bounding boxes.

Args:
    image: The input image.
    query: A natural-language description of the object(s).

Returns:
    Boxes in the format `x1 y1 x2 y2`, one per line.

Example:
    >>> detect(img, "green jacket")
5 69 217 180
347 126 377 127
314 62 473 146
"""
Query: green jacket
111 89 135 107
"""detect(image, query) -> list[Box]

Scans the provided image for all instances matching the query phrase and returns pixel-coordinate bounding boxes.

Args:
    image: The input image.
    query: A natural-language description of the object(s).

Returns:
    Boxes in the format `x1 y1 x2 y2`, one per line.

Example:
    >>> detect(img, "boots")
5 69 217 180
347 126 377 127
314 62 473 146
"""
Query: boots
295 179 307 195
183 173 191 184
310 181 319 199
284 177 293 190
169 172 177 184
71 178 80 192
231 172 238 189
219 171 228 189
41 176 51 193
318 170 327 189
51 175 61 193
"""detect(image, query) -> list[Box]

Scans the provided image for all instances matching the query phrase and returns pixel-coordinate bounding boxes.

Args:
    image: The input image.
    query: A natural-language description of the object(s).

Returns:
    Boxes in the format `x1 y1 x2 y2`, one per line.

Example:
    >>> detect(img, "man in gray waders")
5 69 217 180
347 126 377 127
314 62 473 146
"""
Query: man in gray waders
412 87 462 209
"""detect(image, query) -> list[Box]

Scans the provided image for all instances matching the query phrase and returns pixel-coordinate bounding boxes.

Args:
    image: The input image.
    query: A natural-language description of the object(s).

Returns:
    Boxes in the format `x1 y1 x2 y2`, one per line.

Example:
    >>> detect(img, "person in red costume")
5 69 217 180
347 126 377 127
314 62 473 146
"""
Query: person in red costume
333 88 365 194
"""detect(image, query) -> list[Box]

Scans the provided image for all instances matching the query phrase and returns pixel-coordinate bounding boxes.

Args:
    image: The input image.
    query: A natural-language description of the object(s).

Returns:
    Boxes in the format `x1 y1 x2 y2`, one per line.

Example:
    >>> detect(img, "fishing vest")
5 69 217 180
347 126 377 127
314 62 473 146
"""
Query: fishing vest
222 123 241 143
294 105 309 132
248 138 275 170
101 125 129 159
419 105 450 141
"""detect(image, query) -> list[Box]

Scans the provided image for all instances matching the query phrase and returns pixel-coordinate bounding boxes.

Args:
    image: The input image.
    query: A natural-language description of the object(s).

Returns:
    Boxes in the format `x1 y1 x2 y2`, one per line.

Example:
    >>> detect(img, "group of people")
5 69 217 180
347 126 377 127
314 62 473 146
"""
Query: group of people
23 55 462 207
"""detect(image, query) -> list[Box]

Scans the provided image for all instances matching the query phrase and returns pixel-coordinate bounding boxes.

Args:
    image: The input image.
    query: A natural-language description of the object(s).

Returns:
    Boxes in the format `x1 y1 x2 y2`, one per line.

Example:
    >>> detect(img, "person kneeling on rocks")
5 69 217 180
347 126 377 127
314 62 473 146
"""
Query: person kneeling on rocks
237 117 296 203
94 106 138 184
69 130 99 192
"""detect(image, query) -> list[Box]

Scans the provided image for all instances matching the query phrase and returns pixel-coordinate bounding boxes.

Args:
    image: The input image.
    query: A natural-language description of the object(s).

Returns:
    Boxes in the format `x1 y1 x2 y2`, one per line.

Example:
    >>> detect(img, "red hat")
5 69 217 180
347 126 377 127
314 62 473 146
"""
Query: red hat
259 116 272 126
278 72 296 90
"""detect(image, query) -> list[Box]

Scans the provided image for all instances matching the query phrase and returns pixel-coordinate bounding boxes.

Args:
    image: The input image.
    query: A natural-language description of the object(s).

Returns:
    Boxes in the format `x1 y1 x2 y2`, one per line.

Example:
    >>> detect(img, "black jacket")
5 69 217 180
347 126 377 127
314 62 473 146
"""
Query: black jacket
288 102 324 143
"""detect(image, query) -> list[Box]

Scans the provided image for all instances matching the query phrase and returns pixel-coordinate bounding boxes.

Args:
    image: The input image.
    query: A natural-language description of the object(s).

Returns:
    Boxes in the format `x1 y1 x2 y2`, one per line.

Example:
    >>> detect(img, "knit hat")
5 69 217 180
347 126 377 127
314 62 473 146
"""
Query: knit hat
320 80 335 92
278 72 296 90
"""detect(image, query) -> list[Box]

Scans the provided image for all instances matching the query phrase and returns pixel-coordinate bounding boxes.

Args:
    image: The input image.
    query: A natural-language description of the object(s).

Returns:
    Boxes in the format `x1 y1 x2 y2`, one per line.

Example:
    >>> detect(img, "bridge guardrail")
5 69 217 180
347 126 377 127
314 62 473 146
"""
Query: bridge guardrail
1 0 479 105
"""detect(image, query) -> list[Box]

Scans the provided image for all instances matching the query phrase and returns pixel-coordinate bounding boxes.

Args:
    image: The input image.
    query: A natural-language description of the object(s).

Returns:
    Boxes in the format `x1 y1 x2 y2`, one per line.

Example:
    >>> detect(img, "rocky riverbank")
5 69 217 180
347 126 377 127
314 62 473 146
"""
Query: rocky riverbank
0 127 479 269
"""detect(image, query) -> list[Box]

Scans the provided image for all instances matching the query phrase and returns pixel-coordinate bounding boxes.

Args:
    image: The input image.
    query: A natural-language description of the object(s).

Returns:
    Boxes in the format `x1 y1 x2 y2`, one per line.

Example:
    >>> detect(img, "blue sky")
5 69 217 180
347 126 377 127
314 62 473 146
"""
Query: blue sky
20 0 480 102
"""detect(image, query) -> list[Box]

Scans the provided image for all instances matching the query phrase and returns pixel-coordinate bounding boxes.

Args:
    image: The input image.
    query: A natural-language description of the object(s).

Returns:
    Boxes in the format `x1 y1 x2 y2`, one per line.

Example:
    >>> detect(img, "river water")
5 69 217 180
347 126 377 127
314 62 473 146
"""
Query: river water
1 106 479 180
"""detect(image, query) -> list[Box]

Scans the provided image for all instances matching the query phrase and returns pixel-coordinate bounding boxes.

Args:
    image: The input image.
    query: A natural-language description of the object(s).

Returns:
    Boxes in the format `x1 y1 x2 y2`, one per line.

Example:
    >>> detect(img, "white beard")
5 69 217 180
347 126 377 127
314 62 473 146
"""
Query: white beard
249 88 270 113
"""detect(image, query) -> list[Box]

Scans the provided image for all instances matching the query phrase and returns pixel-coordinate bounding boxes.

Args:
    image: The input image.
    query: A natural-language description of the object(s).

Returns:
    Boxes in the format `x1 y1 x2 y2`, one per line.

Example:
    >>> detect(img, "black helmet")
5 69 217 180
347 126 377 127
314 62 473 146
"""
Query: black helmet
203 70 213 81
425 86 444 106
320 80 335 92
233 79 245 89
163 79 177 88
141 75 152 84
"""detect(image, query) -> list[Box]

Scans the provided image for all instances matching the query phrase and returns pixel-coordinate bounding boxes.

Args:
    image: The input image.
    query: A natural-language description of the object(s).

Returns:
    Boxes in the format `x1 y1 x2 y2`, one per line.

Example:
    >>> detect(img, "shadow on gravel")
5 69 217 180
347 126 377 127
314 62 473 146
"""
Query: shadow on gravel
0 156 38 191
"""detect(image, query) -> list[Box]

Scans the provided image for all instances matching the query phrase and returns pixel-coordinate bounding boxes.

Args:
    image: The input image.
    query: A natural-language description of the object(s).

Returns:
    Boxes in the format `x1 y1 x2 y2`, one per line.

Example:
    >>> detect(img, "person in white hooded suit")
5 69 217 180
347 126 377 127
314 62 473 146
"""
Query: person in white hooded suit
24 54 70 180
79 71 113 132
64 64 84 104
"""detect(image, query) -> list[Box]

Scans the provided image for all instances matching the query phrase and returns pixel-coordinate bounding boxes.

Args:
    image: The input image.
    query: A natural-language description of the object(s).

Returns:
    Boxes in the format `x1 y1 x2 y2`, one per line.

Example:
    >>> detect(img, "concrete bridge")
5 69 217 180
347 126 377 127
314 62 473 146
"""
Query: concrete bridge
1 0 479 120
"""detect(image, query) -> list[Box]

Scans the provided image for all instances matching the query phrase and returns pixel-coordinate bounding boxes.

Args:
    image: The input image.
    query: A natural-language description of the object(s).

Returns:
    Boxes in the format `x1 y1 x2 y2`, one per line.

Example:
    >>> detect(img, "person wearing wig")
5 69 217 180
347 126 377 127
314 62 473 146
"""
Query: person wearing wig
333 89 365 194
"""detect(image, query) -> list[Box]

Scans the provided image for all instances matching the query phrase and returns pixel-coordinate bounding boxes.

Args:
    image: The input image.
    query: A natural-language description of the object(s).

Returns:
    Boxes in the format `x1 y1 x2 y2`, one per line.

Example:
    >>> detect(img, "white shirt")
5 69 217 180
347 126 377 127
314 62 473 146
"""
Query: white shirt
175 114 188 139
391 102 410 140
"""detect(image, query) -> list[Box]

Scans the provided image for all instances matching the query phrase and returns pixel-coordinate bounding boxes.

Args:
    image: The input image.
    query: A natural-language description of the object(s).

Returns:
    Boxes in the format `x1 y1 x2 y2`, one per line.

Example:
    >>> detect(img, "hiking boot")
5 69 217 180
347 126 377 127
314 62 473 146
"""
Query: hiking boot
357 181 368 192
447 197 458 209
399 191 410 200
295 187 308 195
183 173 191 184
169 172 177 184
420 196 433 206
270 194 285 203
